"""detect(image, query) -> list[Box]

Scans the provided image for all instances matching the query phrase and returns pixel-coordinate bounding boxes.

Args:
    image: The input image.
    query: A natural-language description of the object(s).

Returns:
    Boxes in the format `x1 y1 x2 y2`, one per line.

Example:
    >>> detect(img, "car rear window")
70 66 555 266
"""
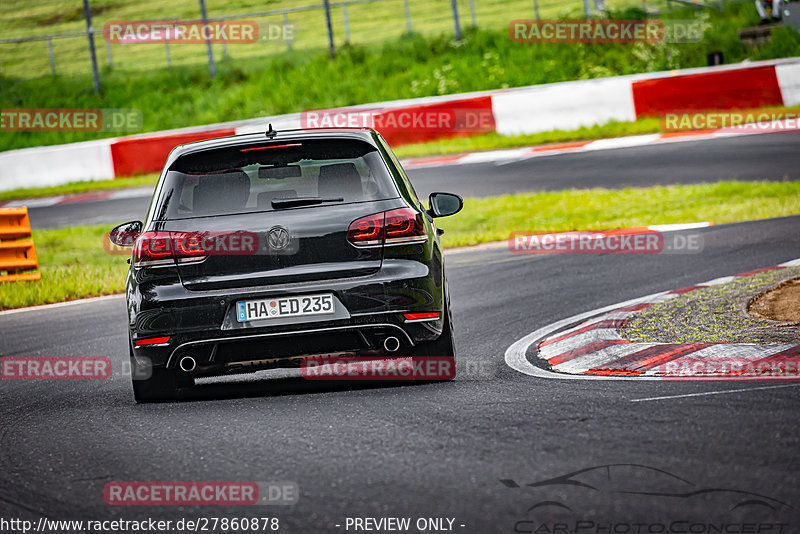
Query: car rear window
152 138 399 220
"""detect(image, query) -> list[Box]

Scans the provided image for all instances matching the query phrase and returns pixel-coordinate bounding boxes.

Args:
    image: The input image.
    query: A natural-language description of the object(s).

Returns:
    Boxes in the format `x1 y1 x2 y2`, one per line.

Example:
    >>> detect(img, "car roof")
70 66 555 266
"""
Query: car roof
147 128 390 226
166 127 381 166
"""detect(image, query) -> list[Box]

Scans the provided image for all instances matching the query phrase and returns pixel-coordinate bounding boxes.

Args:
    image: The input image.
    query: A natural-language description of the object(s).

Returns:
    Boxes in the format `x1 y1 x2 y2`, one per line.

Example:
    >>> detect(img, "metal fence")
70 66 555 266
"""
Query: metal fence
0 0 684 82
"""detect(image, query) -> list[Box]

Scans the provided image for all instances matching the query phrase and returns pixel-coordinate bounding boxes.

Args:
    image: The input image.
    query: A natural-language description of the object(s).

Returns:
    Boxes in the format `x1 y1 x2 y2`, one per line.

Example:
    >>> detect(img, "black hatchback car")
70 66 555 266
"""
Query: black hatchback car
109 127 463 402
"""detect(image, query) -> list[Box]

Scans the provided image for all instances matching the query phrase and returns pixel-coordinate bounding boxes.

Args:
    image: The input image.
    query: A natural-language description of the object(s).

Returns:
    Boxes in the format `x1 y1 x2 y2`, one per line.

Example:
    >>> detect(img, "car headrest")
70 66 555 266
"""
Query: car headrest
317 163 363 200
257 189 298 209
193 170 250 215
259 165 302 180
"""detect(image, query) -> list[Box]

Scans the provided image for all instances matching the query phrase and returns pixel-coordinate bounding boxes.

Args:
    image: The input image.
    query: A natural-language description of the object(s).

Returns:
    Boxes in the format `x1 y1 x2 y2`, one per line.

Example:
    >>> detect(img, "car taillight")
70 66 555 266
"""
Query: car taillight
347 208 427 248
347 213 384 247
133 232 174 268
135 336 171 346
383 208 426 245
404 312 440 321
171 233 212 264
132 232 207 268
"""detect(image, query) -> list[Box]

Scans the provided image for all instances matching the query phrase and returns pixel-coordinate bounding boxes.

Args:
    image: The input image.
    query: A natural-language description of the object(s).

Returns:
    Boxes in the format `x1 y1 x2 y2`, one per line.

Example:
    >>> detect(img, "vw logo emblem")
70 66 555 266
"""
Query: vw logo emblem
267 226 291 250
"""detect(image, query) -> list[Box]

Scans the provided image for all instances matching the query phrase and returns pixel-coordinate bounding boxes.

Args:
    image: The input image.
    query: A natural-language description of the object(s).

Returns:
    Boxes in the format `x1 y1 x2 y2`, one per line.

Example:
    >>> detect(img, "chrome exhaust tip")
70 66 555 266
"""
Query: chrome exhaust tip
383 336 401 353
179 356 197 373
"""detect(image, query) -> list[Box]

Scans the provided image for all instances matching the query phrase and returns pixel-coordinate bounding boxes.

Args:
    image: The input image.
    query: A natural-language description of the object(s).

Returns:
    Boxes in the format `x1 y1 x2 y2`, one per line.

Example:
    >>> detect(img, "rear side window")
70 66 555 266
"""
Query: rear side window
375 132 422 206
152 139 398 220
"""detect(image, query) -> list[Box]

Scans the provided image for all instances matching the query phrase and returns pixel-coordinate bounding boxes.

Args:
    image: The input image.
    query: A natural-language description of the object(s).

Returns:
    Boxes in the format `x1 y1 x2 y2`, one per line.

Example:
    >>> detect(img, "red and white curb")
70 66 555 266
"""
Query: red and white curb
504 258 800 380
402 123 800 170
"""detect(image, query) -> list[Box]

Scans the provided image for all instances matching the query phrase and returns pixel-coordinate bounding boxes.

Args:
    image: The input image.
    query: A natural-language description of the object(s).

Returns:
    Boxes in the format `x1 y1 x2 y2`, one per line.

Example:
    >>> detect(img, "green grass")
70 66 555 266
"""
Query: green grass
2 180 798 309
436 180 800 247
620 266 800 344
0 225 127 310
3 1 799 153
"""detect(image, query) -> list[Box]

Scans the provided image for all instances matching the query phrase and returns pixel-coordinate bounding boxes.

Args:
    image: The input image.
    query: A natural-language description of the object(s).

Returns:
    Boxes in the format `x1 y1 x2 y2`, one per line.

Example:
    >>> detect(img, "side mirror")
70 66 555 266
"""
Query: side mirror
109 221 143 247
427 192 463 218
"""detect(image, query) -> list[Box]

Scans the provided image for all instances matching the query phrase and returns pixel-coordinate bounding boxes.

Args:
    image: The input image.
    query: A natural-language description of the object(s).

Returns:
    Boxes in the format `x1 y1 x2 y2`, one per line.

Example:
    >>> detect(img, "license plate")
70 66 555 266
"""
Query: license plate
236 294 334 322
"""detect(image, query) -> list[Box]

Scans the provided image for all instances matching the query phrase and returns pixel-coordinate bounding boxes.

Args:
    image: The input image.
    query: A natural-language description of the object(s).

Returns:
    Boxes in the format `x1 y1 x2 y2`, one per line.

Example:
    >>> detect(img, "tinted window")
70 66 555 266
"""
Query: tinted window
153 139 398 220
376 133 422 205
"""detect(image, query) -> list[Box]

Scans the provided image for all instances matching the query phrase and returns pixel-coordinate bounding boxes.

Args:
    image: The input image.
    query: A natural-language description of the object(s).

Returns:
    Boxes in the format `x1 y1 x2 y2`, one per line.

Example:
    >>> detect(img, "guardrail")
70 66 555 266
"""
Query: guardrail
0 207 41 282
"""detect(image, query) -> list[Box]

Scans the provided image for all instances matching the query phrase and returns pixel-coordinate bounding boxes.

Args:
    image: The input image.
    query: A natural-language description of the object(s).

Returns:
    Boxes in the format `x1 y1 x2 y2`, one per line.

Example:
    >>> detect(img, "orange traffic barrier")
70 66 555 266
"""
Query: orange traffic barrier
0 207 41 282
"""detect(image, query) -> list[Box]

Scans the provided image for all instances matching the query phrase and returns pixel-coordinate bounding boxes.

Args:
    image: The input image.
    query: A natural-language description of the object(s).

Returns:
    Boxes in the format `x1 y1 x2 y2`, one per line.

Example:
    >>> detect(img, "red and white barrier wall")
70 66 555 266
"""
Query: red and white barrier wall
491 75 638 135
1 57 798 192
493 58 800 134
0 139 116 191
776 62 800 105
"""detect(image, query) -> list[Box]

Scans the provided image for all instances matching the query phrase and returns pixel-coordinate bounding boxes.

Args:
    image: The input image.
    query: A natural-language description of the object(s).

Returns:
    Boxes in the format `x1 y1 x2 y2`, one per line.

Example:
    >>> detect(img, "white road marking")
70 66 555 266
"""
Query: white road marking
646 222 714 232
699 275 736 286
3 196 65 208
584 134 662 150
492 149 582 166
0 294 124 316
108 186 155 200
458 148 531 165
629 383 800 402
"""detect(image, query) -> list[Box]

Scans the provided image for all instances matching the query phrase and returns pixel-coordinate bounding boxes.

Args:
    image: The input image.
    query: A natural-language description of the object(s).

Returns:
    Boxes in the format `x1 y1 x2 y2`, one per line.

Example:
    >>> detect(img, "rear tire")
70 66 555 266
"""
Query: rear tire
412 305 456 358
409 282 456 380
130 343 189 403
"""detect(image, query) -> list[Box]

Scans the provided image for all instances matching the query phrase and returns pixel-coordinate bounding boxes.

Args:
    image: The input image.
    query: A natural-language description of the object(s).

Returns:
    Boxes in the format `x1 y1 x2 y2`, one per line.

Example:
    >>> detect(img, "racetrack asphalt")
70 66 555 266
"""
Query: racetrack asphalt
1 215 799 529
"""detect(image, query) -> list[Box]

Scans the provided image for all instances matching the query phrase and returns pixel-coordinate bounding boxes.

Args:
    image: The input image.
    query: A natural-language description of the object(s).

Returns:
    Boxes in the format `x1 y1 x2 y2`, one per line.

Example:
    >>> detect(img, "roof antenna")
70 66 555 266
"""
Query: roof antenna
266 123 277 139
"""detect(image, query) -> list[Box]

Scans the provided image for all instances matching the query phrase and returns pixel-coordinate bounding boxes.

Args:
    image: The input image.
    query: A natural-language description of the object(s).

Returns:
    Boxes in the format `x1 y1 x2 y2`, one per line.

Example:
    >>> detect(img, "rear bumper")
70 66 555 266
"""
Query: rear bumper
129 258 444 370
165 321 423 373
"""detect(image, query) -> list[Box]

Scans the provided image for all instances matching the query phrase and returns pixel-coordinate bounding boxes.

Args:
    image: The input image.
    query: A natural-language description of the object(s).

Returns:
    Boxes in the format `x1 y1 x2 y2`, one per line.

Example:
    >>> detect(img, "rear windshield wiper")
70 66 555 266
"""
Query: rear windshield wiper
271 197 344 208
